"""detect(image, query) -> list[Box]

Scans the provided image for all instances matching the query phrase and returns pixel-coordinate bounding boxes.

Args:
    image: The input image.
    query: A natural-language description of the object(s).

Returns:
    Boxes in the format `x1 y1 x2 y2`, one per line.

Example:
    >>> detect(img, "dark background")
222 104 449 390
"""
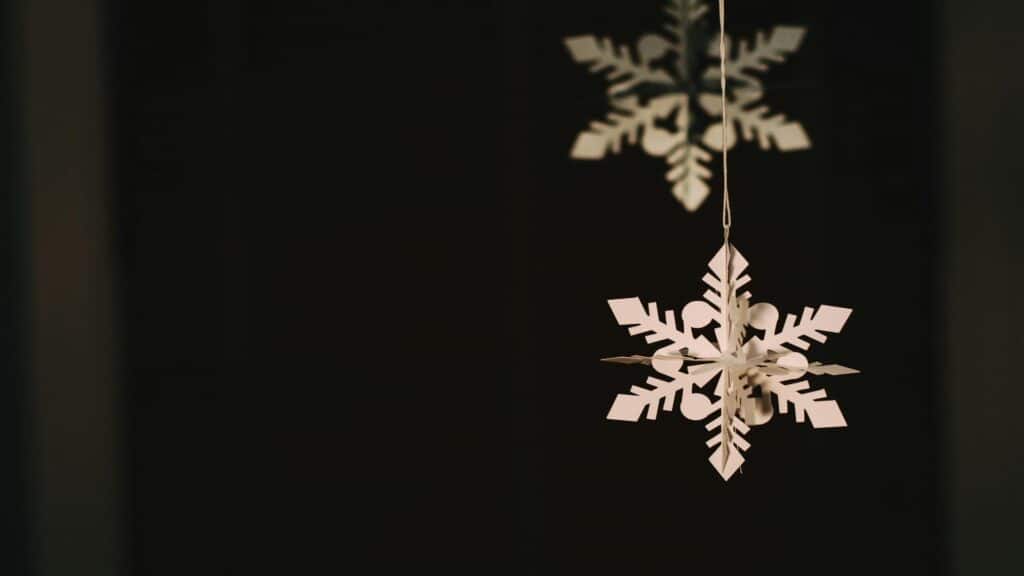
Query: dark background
3 0 1023 574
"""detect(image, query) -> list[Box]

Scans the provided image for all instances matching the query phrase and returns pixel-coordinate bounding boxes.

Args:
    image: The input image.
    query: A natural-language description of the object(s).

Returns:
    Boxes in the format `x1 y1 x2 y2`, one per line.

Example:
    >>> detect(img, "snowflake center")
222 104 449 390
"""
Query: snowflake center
714 352 747 367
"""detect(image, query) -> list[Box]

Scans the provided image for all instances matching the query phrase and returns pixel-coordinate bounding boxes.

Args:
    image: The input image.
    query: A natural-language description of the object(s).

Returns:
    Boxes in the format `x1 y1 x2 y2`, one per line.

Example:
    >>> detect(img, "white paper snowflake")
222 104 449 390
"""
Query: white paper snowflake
602 243 856 480
566 0 811 211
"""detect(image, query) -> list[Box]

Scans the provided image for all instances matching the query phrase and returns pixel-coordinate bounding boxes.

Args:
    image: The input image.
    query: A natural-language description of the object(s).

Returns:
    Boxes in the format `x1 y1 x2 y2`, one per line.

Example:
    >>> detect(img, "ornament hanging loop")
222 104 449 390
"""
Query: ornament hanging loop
718 0 731 243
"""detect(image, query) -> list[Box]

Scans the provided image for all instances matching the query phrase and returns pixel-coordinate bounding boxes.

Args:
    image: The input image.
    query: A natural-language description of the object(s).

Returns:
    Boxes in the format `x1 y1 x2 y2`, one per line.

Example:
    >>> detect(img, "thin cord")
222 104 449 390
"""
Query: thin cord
717 0 734 473
718 0 731 242
719 0 733 362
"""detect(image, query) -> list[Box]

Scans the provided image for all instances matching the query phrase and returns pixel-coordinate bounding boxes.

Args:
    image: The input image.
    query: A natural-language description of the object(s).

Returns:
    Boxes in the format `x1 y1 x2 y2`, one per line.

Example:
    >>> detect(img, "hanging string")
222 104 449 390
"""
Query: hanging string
718 0 734 365
718 0 731 243
717 0 735 472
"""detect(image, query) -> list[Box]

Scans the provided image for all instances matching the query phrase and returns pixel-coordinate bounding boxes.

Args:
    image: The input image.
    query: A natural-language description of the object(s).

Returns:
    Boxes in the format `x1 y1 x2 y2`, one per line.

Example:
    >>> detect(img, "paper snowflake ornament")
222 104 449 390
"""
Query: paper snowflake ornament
602 244 857 480
566 0 811 211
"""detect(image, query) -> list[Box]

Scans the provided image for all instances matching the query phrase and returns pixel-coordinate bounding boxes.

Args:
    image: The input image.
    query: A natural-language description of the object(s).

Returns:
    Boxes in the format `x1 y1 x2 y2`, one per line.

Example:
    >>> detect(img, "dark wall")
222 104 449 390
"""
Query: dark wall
942 1 1024 574
108 1 947 574
0 1 30 572
29 0 121 569
110 1 512 573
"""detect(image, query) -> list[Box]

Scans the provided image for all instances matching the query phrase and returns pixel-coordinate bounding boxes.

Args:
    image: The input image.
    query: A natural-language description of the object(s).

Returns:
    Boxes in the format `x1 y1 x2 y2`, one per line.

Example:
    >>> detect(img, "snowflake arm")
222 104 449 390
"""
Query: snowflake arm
705 400 750 480
700 25 810 152
768 378 847 428
608 297 693 349
607 369 717 422
699 90 811 152
564 35 674 96
701 244 752 353
728 91 811 151
663 0 708 40
666 142 713 212
731 108 810 151
704 243 753 305
663 0 709 83
570 96 676 160
807 362 860 376
607 375 685 422
756 304 852 353
711 26 806 86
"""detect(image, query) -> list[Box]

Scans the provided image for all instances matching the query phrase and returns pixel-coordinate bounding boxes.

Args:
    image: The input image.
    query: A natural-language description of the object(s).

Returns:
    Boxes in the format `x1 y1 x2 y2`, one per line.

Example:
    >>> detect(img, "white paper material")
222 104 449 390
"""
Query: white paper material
603 243 857 480
565 0 810 212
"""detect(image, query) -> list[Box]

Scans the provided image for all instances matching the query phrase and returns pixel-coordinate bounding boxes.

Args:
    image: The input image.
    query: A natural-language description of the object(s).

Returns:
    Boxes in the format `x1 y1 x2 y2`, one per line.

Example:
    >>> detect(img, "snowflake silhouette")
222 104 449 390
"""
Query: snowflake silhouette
566 0 810 211
602 244 856 480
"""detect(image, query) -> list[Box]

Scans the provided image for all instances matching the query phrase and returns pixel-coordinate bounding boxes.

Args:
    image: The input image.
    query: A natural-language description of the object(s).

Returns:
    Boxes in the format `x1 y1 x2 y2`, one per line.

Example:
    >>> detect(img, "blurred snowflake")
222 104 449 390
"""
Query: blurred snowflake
566 0 810 211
